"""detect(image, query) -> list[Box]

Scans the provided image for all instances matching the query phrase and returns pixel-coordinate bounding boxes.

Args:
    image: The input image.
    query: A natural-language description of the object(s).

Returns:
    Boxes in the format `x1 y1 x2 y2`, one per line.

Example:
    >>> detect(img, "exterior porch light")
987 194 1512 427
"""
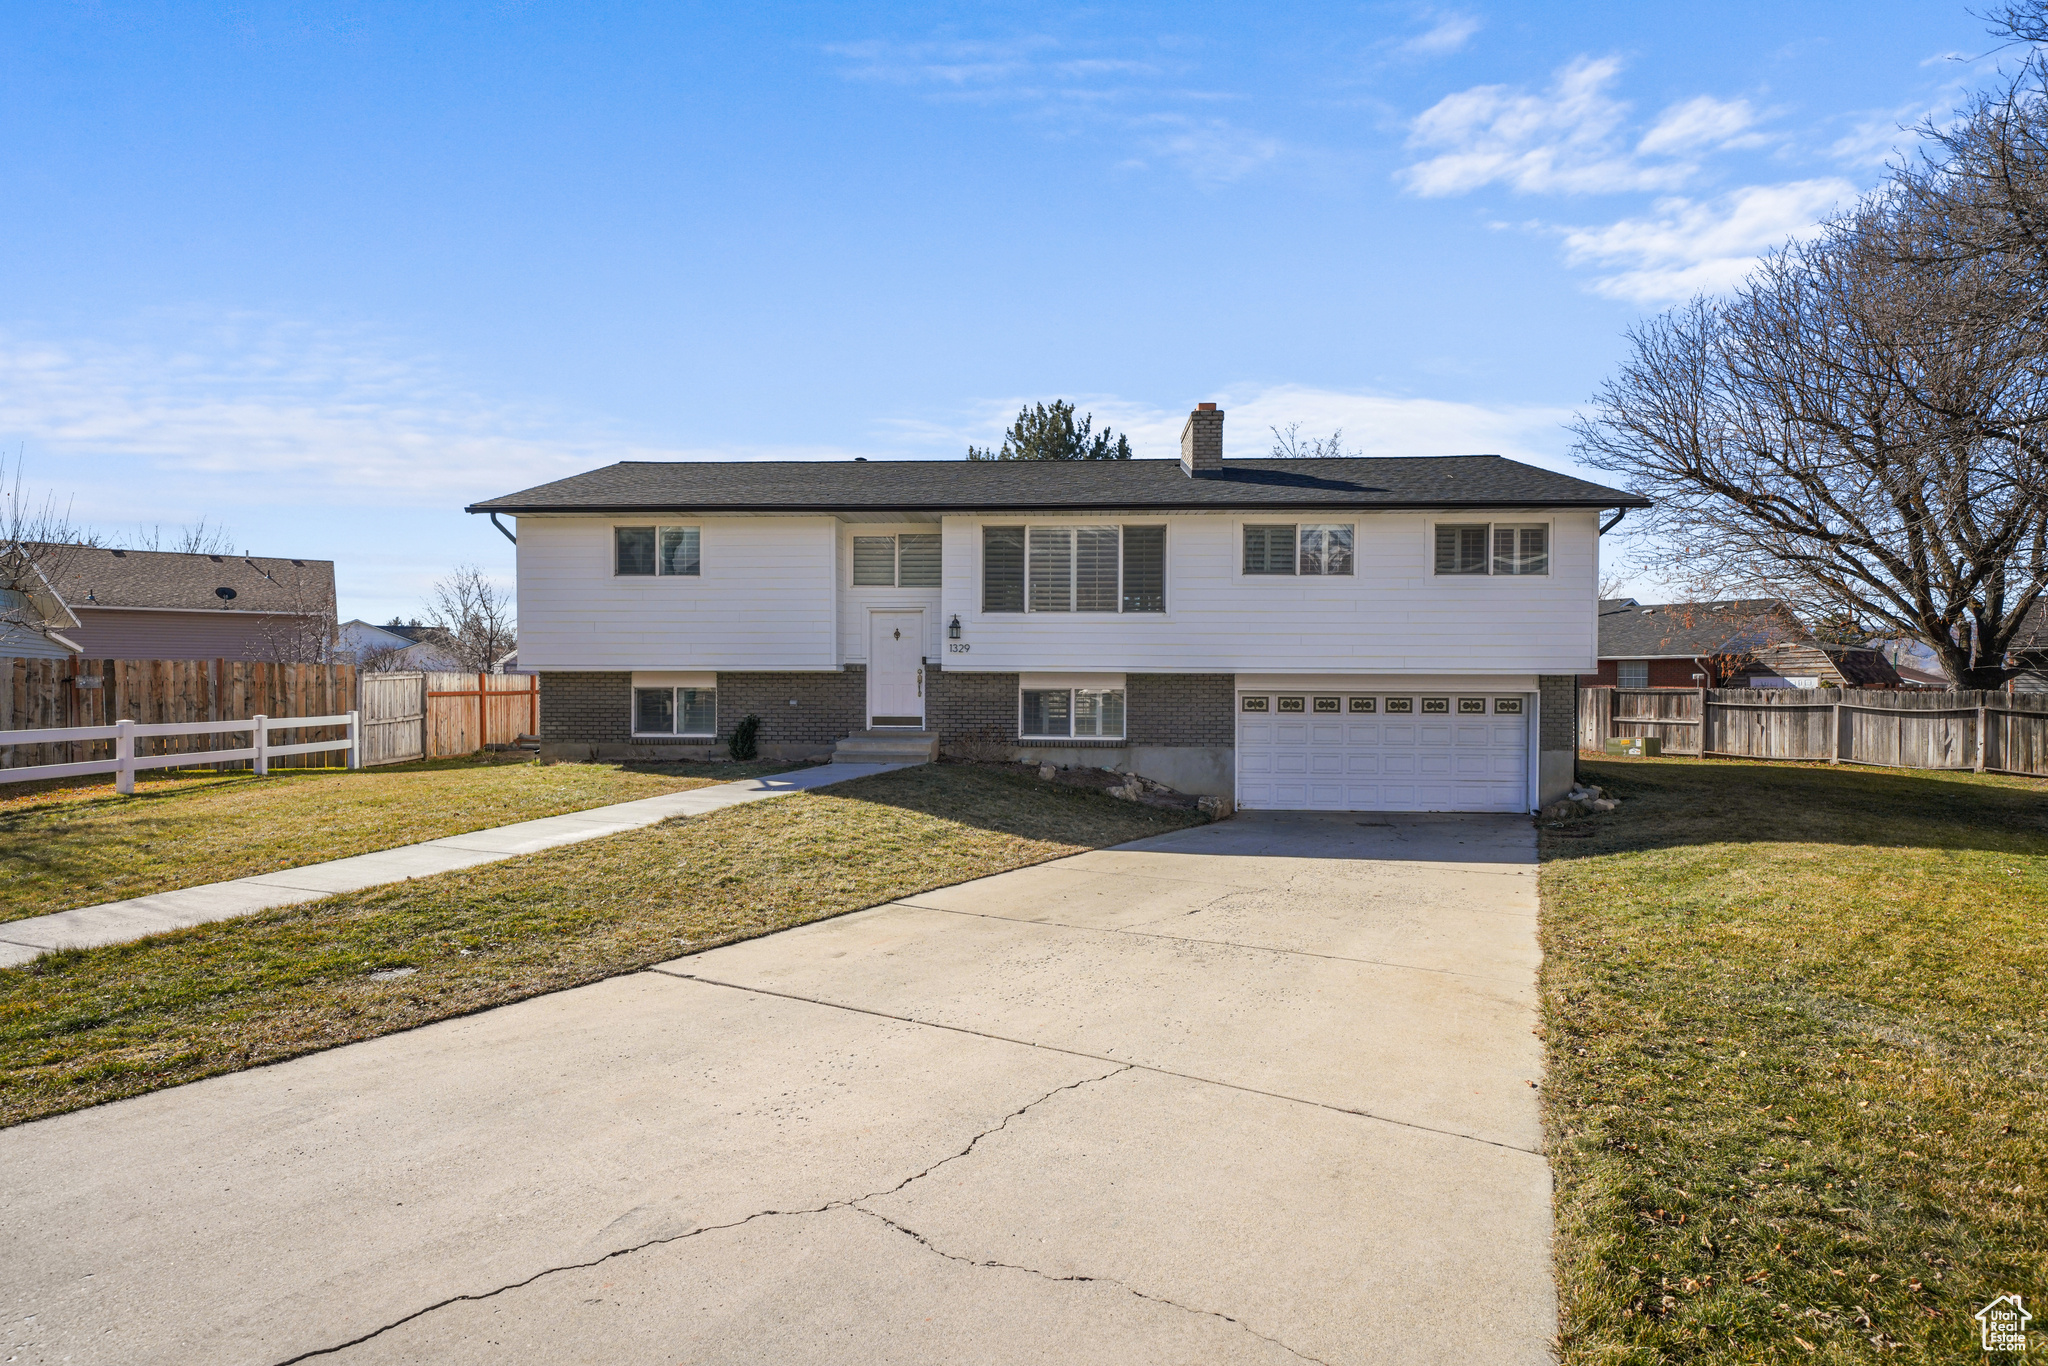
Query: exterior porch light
948 615 962 640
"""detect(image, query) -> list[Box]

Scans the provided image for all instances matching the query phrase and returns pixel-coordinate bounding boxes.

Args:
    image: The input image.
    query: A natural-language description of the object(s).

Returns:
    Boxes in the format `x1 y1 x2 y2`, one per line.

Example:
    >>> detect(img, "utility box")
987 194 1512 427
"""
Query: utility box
1605 737 1662 757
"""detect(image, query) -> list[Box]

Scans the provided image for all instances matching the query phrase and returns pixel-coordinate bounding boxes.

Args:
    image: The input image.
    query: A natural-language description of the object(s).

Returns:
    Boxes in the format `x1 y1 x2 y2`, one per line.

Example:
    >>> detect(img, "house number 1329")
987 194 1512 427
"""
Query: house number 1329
948 643 971 653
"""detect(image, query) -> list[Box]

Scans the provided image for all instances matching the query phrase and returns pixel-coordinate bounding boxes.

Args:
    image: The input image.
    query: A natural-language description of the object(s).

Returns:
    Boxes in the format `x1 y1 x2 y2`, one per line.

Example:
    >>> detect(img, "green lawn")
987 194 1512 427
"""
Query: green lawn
0 762 1202 1128
0 754 795 922
1541 756 2048 1364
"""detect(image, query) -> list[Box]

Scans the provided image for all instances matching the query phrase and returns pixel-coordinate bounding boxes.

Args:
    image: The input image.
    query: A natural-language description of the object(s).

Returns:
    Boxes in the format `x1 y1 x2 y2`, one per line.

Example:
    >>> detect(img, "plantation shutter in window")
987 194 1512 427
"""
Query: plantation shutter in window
852 537 897 586
898 534 942 586
1075 527 1119 611
1121 526 1165 612
1299 525 1354 576
1243 524 1295 575
1493 525 1548 575
1435 525 1488 574
983 527 1025 612
1028 527 1074 611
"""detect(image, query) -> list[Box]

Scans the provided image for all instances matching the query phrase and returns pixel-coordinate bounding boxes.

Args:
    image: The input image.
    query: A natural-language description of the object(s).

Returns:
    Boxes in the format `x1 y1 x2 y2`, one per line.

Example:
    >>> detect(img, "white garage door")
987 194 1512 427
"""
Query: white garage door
1236 691 1531 813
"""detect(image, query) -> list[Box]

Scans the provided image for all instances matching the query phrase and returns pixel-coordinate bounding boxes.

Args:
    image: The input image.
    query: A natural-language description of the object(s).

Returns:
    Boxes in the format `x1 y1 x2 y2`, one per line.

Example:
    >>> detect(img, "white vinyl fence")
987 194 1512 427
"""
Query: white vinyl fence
0 712 359 793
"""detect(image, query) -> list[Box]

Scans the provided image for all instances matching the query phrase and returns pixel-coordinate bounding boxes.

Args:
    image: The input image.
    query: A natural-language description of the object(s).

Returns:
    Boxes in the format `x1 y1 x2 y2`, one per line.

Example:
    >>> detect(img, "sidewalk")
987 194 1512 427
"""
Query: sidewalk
0 763 901 969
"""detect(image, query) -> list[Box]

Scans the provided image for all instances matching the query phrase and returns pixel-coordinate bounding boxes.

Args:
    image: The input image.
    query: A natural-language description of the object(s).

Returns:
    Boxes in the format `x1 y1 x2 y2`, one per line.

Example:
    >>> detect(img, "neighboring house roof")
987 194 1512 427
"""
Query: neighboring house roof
1821 646 1904 688
2011 599 2048 653
38 544 336 615
1597 598 1804 659
467 455 1650 516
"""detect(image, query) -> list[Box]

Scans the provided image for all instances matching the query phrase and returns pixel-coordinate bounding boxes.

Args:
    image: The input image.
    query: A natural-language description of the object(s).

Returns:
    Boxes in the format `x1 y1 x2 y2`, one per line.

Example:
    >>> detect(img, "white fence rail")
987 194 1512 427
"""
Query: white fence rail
0 712 358 793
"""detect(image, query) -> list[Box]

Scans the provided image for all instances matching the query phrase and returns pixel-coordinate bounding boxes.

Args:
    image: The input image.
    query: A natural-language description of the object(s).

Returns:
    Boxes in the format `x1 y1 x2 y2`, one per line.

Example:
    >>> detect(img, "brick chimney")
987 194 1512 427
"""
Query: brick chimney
1179 402 1223 476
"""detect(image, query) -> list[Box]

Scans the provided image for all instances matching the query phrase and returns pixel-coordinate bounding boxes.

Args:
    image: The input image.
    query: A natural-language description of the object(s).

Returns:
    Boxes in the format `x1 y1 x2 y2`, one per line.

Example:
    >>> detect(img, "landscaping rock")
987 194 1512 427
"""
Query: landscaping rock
1196 794 1234 820
1590 798 1619 813
1037 763 1057 781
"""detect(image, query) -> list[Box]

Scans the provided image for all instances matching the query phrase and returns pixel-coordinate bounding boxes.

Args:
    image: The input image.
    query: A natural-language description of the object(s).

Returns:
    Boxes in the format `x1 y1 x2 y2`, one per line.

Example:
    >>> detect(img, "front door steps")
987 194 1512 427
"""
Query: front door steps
831 730 939 765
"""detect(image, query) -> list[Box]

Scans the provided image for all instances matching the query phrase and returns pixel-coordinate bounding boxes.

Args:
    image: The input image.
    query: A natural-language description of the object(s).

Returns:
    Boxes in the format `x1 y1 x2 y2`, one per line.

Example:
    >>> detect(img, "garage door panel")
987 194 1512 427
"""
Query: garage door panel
1237 692 1529 813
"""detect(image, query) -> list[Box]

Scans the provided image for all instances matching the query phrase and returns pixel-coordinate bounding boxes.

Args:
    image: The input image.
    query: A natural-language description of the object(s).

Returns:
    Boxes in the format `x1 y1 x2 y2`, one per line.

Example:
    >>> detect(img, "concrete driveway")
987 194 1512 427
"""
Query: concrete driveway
0 811 1552 1366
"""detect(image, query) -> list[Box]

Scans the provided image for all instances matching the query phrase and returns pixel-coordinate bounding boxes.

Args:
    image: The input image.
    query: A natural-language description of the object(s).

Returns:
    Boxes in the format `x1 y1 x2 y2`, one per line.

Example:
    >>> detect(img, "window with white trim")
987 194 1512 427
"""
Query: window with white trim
982 525 1165 613
615 525 701 577
851 533 941 587
1433 522 1548 576
1615 660 1649 689
1242 523 1355 576
1020 686 1126 739
633 686 717 736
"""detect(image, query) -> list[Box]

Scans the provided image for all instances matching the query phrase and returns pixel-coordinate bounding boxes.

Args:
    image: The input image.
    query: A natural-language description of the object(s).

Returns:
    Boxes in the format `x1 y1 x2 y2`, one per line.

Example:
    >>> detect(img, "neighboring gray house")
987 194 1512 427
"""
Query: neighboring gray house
1582 598 1900 689
34 545 338 660
2011 602 2048 693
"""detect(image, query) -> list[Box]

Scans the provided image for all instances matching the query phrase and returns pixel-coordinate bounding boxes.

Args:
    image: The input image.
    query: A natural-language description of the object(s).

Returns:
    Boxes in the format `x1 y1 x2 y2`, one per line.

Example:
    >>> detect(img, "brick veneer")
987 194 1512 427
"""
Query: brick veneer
540 668 864 749
1127 673 1234 745
1537 674 1576 752
715 668 865 746
538 671 633 746
925 669 1234 753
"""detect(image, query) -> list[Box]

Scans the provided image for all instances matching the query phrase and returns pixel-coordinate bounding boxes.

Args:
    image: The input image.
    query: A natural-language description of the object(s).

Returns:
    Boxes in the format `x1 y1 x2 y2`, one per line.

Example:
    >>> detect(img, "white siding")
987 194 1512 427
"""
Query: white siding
834 524 944 664
939 510 1601 675
515 515 839 671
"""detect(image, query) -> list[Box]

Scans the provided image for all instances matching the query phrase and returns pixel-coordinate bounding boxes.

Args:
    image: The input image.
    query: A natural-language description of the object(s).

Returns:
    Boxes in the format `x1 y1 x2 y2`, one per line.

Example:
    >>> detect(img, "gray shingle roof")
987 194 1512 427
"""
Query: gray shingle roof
467 455 1650 515
1598 598 1807 658
39 545 336 615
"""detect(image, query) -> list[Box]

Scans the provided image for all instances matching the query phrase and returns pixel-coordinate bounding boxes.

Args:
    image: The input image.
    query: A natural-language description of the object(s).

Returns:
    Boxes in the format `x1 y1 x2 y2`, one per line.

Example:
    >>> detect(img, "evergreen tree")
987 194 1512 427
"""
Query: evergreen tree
967 400 1132 461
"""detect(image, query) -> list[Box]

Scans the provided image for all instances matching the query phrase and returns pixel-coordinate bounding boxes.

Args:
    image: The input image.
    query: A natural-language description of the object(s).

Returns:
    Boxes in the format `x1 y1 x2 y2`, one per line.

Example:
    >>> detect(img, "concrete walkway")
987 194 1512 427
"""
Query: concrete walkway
0 811 1552 1366
0 763 900 967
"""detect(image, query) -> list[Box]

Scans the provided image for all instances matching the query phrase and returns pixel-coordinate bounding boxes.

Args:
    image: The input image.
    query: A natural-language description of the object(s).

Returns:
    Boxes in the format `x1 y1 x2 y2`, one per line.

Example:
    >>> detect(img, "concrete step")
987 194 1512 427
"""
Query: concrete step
831 730 939 765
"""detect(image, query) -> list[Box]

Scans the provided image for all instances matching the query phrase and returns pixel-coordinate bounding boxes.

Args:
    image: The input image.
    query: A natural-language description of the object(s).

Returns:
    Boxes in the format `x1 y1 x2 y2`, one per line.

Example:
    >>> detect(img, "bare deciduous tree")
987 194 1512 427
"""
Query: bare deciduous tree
425 565 516 672
247 560 342 663
1268 422 1356 459
0 454 96 648
1572 37 2048 689
127 519 239 556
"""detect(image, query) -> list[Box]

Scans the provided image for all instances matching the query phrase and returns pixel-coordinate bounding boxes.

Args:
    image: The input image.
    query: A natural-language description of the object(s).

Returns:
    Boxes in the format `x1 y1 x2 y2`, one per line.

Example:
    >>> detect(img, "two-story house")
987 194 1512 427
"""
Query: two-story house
469 403 1648 813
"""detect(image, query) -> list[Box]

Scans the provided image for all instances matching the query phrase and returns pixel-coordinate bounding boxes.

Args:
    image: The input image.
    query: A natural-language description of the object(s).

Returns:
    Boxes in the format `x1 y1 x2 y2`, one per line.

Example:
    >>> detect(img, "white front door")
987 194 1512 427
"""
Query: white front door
1236 691 1531 812
867 611 925 727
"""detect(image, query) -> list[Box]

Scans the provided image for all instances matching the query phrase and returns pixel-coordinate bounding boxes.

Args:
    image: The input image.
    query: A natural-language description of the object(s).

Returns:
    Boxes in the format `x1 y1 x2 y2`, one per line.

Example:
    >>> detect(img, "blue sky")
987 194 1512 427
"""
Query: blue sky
2 1 1997 623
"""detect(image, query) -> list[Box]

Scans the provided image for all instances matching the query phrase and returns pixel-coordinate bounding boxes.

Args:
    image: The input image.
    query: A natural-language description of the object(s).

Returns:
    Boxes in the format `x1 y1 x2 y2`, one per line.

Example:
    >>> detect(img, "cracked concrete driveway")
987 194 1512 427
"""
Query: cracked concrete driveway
0 811 1552 1366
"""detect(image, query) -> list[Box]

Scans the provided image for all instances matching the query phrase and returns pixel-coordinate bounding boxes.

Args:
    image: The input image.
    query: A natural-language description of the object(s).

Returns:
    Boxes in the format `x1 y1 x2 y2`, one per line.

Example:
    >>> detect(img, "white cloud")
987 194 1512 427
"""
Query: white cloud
0 318 867 523
1398 11 1482 58
1127 113 1286 181
1403 56 1696 196
1556 178 1857 303
1401 57 1784 198
1636 95 1767 155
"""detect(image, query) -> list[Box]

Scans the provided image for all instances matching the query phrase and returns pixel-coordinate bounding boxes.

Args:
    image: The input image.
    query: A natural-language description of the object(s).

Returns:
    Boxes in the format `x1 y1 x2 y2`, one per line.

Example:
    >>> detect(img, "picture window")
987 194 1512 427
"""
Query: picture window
982 525 1165 613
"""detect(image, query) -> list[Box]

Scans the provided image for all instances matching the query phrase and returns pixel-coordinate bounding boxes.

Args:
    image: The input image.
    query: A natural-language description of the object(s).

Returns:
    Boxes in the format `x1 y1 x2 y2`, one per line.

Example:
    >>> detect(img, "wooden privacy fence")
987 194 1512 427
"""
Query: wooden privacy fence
356 671 539 766
0 714 359 792
1580 687 2048 776
0 658 358 772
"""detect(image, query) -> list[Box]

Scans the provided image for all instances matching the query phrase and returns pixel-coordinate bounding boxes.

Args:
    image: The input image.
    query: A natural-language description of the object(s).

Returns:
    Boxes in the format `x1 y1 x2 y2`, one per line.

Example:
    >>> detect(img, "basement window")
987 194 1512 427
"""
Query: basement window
633 687 717 737
1020 686 1126 740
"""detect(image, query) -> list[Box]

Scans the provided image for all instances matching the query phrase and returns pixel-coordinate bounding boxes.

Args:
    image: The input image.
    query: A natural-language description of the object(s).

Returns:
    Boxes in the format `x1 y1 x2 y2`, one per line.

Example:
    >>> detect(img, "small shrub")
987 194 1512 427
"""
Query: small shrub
728 714 762 761
945 726 1012 764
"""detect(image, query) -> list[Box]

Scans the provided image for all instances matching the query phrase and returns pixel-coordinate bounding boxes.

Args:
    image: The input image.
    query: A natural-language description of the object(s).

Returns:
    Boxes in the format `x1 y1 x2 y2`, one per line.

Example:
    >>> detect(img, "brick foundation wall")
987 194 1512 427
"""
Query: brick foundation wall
927 670 1020 749
1538 675 1576 751
715 669 866 747
538 671 633 746
1127 674 1234 745
925 670 1235 755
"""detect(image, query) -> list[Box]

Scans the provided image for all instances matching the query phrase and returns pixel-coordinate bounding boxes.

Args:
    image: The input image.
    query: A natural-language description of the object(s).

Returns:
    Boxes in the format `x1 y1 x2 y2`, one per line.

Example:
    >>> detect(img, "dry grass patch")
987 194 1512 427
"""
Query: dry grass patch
0 753 794 921
0 762 1201 1128
1541 756 2048 1365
